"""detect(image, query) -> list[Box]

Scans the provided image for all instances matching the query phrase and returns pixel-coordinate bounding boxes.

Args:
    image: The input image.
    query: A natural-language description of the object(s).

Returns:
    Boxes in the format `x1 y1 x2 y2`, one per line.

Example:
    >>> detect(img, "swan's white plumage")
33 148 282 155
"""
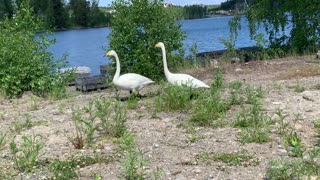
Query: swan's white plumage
106 50 155 93
155 42 210 88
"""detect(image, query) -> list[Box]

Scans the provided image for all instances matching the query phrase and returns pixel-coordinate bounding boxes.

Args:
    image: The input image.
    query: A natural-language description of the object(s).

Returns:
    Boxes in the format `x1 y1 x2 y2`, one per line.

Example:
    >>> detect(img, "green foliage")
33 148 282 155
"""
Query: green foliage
0 0 71 98
126 96 140 109
108 0 185 81
50 160 79 179
88 98 127 138
233 86 273 144
246 0 320 54
229 81 245 105
1 0 111 29
88 0 112 27
154 83 196 112
183 5 208 19
10 134 44 173
117 132 148 180
287 84 305 93
220 14 241 59
190 91 229 127
122 150 148 180
314 119 320 129
275 109 304 157
0 0 14 19
283 131 304 157
50 154 113 179
11 116 48 134
189 69 230 127
67 109 96 149
210 67 224 93
266 155 320 179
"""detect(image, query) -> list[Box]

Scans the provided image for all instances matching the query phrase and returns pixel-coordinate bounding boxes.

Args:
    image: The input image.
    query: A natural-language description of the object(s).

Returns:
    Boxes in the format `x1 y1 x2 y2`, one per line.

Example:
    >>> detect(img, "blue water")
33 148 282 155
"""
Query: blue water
49 16 260 75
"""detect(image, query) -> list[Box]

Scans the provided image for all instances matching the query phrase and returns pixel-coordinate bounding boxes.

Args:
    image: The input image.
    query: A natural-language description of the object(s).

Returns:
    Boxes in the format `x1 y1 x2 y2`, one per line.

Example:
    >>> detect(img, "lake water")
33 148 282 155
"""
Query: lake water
49 16 259 75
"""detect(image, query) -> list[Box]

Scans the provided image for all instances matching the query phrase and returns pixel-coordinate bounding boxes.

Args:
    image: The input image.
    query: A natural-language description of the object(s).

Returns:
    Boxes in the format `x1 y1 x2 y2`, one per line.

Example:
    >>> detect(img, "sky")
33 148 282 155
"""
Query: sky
99 0 226 7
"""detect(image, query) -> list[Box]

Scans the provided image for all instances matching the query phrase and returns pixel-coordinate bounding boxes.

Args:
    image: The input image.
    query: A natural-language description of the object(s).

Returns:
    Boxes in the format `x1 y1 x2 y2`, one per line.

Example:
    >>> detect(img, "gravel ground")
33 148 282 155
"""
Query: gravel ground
0 55 320 179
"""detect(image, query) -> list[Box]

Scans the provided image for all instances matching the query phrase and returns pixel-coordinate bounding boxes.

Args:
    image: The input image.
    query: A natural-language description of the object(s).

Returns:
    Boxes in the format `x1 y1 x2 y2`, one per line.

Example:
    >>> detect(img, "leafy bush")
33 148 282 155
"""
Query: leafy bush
0 0 71 98
108 0 186 81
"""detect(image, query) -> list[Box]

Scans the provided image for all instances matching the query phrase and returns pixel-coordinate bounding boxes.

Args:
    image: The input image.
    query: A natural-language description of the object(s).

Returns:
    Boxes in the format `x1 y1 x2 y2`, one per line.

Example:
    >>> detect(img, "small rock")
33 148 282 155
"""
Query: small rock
193 168 201 174
294 124 303 131
175 174 187 180
235 68 243 72
272 101 282 105
278 148 288 155
153 143 159 148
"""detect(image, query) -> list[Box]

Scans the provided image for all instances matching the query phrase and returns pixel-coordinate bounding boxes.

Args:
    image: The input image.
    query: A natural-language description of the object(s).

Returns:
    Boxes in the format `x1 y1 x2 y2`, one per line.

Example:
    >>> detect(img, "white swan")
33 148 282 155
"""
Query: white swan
155 42 210 88
106 50 155 94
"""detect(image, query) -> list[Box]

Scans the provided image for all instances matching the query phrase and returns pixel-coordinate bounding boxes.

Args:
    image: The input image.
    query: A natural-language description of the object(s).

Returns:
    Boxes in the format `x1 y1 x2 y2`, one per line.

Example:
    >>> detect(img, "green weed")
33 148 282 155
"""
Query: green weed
275 109 304 157
122 150 148 180
50 160 79 179
266 157 320 179
189 69 230 127
283 131 304 157
197 151 260 166
234 104 273 128
10 134 44 173
275 109 290 136
210 67 224 93
0 131 7 151
154 83 196 112
190 91 229 127
313 119 320 129
234 102 273 143
245 85 264 105
126 96 139 109
239 127 270 144
64 110 89 149
229 81 245 105
11 116 48 134
30 96 41 111
288 84 305 93
50 154 114 179
94 98 127 138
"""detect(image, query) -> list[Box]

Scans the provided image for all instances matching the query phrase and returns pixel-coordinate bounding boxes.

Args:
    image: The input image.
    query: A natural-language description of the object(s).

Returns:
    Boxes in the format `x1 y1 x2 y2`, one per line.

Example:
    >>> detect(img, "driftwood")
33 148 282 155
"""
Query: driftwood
75 75 108 92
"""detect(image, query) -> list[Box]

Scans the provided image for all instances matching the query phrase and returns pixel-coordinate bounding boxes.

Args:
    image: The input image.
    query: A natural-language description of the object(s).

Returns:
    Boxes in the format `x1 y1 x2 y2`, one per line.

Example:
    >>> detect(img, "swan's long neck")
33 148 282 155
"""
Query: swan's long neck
160 45 171 78
113 53 120 82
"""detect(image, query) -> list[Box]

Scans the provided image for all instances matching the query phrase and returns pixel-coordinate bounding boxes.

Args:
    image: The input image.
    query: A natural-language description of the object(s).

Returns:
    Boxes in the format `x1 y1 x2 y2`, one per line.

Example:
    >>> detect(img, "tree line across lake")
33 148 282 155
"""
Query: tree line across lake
0 0 111 30
0 0 222 30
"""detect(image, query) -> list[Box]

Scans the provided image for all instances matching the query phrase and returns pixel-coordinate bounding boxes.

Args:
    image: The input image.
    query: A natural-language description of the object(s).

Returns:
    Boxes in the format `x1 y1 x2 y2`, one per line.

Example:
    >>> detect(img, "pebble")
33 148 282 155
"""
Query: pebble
278 149 288 155
153 143 160 148
175 174 187 180
193 168 201 174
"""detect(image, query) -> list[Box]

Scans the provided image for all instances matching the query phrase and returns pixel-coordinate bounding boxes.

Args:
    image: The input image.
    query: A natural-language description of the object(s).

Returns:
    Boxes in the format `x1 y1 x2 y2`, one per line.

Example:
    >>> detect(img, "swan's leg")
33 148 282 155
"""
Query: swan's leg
115 87 120 100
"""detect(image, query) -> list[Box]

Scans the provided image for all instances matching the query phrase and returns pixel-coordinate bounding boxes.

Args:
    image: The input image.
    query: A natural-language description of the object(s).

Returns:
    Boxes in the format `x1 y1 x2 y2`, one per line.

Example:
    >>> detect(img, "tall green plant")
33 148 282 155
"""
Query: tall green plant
108 0 186 81
0 0 71 98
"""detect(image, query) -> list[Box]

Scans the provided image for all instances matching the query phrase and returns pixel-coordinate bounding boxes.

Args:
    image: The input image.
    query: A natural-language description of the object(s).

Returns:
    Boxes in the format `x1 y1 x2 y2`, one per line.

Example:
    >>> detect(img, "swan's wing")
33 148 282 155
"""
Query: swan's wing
170 73 209 88
117 73 154 90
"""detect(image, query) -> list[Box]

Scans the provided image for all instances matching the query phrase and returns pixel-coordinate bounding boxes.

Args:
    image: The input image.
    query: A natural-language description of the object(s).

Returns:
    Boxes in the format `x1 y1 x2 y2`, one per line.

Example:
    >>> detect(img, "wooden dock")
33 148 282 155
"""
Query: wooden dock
74 65 109 92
